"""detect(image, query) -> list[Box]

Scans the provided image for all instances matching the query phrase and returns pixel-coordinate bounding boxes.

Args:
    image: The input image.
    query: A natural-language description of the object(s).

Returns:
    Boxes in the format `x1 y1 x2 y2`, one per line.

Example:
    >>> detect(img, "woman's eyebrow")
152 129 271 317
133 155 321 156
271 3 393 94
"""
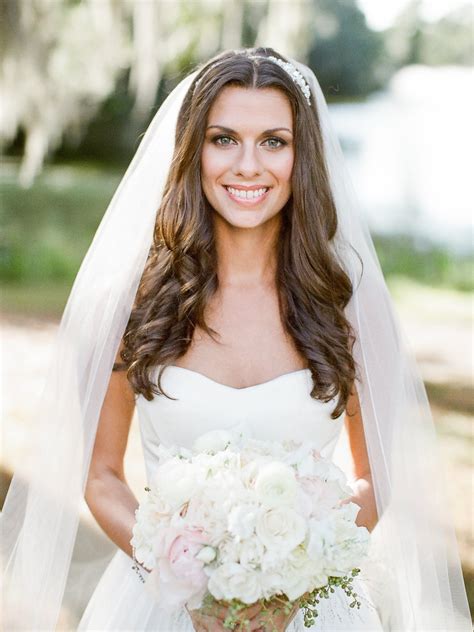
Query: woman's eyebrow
206 125 293 135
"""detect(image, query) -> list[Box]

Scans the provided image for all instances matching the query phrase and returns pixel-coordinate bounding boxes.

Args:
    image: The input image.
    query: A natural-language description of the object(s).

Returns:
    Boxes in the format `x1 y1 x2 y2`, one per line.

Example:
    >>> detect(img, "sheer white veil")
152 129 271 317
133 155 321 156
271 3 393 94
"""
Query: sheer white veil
1 50 471 630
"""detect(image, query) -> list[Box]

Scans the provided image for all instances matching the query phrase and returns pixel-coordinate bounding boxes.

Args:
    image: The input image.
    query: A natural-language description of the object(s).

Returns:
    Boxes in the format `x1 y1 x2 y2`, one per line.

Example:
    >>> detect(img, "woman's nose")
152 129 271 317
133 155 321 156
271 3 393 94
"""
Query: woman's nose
232 143 263 177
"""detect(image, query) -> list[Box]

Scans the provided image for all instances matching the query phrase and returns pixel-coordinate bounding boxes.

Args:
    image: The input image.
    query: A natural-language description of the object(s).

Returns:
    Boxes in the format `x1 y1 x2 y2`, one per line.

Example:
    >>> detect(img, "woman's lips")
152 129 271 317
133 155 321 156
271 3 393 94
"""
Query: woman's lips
222 185 271 206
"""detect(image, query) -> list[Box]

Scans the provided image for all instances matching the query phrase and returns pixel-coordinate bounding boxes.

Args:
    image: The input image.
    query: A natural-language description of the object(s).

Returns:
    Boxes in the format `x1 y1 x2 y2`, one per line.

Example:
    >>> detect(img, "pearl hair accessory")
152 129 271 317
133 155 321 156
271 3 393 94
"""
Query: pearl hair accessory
192 54 312 106
266 55 312 106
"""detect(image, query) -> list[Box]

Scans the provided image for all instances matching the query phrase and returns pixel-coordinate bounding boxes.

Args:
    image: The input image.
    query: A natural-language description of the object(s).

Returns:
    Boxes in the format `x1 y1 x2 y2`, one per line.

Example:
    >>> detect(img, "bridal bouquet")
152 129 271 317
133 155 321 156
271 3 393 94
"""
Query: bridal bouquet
130 429 370 628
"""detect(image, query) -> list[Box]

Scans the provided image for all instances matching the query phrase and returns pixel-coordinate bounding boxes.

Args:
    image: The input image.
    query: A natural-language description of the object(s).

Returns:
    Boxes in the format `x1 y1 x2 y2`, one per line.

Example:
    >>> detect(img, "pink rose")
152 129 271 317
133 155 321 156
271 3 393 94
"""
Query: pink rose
147 526 209 610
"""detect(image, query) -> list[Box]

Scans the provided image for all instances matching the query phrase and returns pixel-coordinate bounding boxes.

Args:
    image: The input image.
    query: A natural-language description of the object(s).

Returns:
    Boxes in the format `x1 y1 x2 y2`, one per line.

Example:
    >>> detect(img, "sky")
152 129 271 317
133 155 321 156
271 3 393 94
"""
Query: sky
356 0 471 30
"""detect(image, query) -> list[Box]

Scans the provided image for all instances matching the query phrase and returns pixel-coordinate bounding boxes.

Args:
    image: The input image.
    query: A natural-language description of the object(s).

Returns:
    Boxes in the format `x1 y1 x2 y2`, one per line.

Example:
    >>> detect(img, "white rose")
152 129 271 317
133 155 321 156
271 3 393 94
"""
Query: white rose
218 538 241 564
259 569 286 600
152 459 200 510
306 520 326 560
256 506 306 553
240 457 272 486
207 562 263 604
228 504 258 540
192 430 235 454
280 570 311 601
238 537 265 569
280 545 324 599
254 462 297 507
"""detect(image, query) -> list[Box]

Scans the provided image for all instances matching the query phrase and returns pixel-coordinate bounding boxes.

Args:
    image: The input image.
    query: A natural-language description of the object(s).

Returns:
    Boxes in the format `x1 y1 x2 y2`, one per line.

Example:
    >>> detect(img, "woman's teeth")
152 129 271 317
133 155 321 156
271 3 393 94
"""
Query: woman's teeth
225 186 269 200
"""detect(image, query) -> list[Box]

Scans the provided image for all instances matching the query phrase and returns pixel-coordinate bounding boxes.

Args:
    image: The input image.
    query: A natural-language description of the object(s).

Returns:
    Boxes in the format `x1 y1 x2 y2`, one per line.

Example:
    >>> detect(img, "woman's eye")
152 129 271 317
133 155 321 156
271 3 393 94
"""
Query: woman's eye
211 135 287 148
213 135 235 146
264 137 286 148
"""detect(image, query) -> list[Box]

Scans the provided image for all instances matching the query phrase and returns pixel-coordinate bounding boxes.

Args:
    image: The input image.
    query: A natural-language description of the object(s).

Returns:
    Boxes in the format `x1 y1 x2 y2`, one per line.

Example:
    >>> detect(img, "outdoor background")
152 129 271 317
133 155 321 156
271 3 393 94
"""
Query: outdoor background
1 0 472 625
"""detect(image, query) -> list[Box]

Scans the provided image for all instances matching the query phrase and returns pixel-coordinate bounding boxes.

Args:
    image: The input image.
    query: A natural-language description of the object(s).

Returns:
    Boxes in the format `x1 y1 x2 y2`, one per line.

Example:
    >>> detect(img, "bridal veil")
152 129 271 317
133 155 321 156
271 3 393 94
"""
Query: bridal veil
1 48 471 631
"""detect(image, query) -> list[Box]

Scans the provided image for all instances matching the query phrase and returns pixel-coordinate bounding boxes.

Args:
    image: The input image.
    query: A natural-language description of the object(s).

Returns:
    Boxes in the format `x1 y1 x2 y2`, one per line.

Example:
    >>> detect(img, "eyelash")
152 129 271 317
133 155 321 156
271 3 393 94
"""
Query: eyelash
211 135 287 149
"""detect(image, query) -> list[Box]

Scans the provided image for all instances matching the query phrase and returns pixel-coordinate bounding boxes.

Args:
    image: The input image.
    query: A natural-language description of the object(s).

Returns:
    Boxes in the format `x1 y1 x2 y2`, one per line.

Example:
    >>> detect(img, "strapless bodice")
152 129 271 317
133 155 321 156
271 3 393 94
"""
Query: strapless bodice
136 365 345 483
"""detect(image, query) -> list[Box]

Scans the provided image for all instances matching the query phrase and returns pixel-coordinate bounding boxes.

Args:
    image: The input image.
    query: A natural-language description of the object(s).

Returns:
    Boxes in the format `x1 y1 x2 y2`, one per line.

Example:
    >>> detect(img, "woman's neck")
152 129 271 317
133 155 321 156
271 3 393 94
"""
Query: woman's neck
213 213 281 288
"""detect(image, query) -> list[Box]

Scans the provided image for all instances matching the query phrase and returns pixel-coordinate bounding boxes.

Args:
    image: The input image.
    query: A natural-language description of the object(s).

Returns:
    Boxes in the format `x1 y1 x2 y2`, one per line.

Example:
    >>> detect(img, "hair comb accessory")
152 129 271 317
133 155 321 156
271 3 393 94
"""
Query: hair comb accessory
266 55 312 106
192 54 312 106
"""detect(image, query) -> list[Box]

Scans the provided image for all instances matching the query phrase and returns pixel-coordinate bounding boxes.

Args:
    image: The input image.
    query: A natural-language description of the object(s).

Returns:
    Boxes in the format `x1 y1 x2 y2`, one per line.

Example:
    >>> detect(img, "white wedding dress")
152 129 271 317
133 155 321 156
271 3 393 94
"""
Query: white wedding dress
78 365 385 631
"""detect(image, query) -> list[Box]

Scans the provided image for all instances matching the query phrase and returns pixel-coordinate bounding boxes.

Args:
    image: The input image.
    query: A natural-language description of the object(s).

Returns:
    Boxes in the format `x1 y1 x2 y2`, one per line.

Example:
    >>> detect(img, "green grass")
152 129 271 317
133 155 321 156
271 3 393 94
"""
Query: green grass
373 233 473 293
0 281 73 320
0 160 121 284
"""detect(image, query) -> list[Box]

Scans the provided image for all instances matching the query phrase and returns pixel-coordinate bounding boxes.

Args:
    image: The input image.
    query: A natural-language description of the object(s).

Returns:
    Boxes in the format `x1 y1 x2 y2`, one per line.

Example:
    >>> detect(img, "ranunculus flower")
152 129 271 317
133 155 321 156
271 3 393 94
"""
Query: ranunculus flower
152 459 200 510
192 429 235 454
254 461 297 507
237 537 265 569
256 506 306 554
207 562 263 604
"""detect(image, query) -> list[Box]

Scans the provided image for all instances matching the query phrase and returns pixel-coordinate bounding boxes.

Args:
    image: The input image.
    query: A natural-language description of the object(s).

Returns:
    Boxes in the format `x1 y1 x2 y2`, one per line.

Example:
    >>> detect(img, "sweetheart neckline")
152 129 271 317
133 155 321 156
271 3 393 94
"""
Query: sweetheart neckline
161 365 311 392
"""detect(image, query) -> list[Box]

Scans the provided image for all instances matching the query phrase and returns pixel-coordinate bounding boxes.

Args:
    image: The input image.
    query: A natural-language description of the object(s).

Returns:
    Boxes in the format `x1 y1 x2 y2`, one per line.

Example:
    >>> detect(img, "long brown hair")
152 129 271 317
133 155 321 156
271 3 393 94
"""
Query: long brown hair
117 47 360 420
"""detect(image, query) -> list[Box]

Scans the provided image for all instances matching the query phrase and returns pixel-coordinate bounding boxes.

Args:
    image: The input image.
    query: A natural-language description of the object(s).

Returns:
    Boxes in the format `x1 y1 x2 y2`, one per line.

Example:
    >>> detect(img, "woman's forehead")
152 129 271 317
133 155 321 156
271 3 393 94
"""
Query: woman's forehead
207 85 293 130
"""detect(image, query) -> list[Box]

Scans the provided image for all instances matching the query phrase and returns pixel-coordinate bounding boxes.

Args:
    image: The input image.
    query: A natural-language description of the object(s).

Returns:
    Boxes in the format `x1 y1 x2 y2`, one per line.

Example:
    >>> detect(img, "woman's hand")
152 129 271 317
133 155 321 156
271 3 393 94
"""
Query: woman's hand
186 601 263 631
249 595 300 631
187 594 301 632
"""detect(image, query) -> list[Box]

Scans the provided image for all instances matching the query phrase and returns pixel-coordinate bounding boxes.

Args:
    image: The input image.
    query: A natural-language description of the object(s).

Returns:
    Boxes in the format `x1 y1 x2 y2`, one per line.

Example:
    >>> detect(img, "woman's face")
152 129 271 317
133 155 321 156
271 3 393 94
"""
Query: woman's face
201 85 294 228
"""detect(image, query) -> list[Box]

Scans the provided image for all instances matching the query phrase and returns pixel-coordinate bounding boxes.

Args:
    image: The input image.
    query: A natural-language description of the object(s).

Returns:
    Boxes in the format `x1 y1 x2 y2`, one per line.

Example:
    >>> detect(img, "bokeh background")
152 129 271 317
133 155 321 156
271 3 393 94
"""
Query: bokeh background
1 0 472 625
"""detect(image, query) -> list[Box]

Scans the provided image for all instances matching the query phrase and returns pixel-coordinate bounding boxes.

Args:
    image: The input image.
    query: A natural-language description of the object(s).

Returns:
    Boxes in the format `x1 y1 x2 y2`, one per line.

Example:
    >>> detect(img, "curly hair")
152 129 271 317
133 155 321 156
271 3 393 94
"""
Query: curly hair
115 46 361 420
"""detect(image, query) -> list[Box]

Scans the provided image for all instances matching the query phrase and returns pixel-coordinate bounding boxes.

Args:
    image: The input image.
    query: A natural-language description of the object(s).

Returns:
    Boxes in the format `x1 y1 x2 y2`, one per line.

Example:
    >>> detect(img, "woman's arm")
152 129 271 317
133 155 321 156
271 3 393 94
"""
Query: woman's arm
343 385 379 533
84 343 138 558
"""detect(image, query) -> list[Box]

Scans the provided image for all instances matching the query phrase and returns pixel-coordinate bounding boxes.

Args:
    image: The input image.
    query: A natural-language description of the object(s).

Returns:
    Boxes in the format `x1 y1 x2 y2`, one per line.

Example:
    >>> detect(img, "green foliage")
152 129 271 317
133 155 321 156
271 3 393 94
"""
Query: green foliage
299 568 362 627
308 0 385 97
0 161 120 283
372 233 473 293
384 1 472 68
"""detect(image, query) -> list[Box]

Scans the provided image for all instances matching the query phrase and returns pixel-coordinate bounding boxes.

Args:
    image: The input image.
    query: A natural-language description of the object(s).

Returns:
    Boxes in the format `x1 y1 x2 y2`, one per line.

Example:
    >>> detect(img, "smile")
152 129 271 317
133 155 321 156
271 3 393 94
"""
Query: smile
223 185 270 205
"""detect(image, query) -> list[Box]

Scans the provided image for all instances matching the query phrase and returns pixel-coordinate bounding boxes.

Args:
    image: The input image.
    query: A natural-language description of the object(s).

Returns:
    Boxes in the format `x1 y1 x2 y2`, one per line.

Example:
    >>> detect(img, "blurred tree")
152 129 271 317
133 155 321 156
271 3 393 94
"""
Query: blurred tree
307 0 385 97
419 5 473 66
384 1 473 68
0 0 251 187
255 0 315 61
0 0 131 187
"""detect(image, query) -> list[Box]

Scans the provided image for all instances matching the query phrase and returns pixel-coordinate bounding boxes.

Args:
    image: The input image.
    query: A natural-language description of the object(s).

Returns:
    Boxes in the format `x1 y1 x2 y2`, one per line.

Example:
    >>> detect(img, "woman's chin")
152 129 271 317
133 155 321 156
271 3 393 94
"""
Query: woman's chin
217 209 283 230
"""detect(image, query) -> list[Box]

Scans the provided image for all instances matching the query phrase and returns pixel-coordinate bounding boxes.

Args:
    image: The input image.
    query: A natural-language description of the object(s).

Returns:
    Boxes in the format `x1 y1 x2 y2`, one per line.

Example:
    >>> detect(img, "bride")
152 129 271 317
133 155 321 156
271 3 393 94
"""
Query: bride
1 48 471 631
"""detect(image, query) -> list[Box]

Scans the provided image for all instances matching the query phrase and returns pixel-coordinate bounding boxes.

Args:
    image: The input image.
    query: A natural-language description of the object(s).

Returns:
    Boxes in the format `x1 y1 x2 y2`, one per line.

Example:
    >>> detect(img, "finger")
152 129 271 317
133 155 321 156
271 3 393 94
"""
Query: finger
213 601 262 623
188 614 208 632
189 612 222 632
199 602 227 620
241 602 264 620
241 617 267 632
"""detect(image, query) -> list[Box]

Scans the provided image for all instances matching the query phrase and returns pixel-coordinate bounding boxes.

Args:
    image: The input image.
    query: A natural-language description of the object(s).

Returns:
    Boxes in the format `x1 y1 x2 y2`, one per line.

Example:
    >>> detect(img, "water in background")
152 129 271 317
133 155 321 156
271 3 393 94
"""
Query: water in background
329 65 473 255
